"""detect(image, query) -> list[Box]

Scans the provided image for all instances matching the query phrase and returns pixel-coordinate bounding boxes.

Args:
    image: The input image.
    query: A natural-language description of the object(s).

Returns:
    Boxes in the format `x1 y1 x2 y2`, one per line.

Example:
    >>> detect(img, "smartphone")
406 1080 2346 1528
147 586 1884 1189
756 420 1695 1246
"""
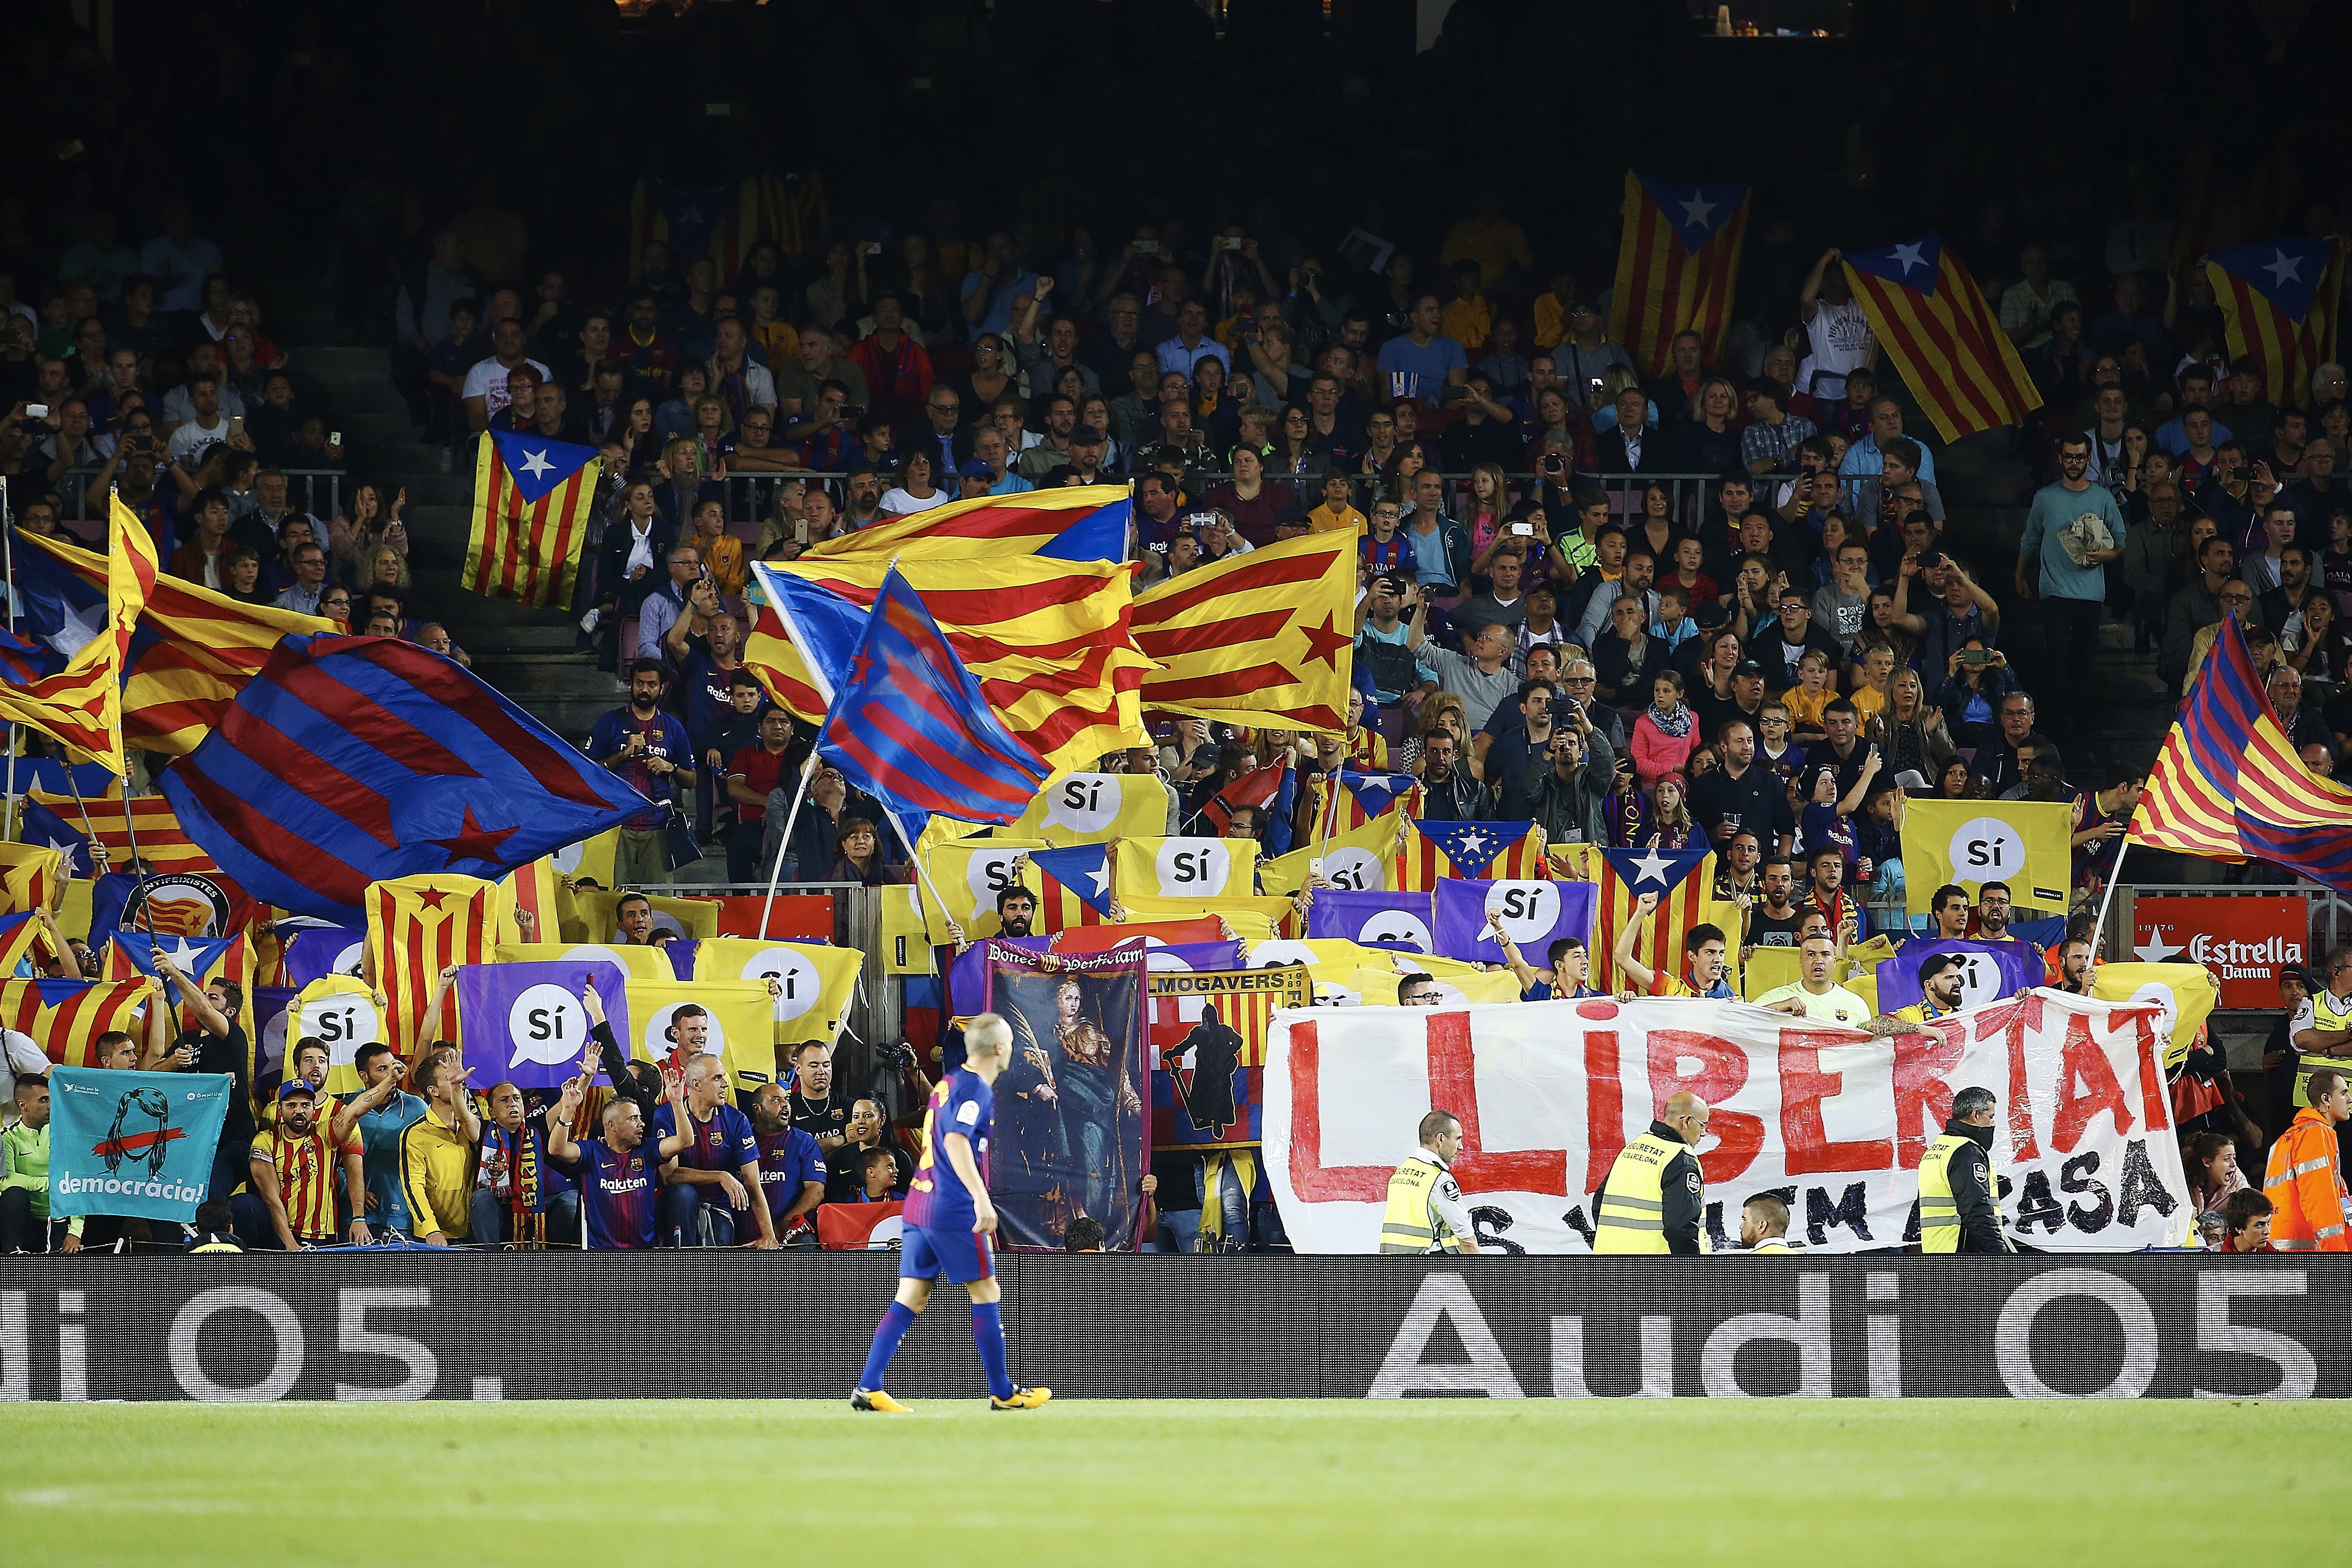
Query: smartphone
863 242 881 256
794 516 809 545
1135 239 1160 254
1310 858 1326 880
1959 648 1989 666
1223 237 1245 251
1511 523 1533 537
1588 378 1605 395
330 430 342 446
24 403 47 418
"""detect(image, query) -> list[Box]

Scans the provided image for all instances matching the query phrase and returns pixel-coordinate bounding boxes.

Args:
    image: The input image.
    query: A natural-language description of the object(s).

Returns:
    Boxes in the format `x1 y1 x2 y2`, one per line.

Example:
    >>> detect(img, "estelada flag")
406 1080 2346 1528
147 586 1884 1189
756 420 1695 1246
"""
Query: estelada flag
2204 238 2344 407
1840 234 2043 443
0 496 156 774
1593 846 1716 993
0 843 66 917
2132 612 2352 891
465 430 601 607
495 856 562 945
1391 819 1546 890
817 1199 906 1250
1310 770 1420 836
4 977 156 1067
1149 965 1311 1150
1130 531 1355 734
0 912 45 976
13 519 331 758
1005 771 1176 845
1021 845 1114 932
801 485 1130 564
1900 798 2074 913
26 790 214 877
1609 172 1752 376
365 875 499 1057
746 556 1148 771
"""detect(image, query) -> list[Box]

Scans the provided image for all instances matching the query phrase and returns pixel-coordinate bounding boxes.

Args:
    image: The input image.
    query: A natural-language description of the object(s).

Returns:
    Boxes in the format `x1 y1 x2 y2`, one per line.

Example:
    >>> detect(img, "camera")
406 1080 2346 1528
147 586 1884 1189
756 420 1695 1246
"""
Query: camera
876 1041 915 1069
1918 549 1944 570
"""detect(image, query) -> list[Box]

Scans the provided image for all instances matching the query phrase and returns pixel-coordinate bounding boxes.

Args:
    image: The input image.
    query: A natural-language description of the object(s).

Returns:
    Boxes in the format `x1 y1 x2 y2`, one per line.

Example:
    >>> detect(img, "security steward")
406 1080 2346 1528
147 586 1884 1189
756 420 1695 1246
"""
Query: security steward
1918 1085 2012 1252
1593 1091 1710 1254
1379 1109 1482 1254
2262 1066 2352 1253
1739 1193 1793 1252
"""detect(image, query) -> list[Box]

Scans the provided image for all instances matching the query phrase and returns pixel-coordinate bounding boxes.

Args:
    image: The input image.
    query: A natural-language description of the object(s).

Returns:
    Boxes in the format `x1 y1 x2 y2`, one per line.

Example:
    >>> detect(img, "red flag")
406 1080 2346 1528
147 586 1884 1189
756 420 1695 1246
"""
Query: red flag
818 1200 906 1250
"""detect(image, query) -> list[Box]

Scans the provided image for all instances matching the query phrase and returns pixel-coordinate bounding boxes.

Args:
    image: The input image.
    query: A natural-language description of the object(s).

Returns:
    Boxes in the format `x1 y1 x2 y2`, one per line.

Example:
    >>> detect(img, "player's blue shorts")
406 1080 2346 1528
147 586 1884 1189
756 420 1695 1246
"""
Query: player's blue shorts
900 1221 993 1283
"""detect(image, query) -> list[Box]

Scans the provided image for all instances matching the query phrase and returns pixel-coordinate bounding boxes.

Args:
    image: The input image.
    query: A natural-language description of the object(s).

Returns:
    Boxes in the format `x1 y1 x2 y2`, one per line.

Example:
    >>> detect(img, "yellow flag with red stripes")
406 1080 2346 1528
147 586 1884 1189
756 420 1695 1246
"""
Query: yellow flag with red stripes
0 498 157 774
2205 239 2343 407
1130 531 1355 734
364 875 500 1056
1839 235 2042 443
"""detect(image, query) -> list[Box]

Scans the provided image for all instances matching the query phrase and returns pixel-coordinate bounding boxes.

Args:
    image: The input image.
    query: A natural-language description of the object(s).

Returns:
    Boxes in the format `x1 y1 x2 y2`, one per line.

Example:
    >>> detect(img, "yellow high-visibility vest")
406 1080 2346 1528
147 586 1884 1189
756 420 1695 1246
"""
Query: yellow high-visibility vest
1379 1155 1467 1254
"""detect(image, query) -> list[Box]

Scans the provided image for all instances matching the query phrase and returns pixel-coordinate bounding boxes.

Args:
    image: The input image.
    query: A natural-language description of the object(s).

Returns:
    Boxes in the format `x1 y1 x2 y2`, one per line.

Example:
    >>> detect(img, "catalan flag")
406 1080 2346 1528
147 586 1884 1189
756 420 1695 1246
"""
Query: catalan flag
465 430 601 606
1130 531 1355 733
801 484 1131 563
0 497 156 774
631 175 779 286
1195 756 1295 853
2130 613 2352 889
4 977 157 1067
494 855 563 945
1840 234 2043 443
1311 770 1421 836
2204 238 2344 407
1390 819 1547 891
15 522 332 757
366 875 500 1056
1609 172 1752 376
1592 846 1719 994
26 790 215 876
1020 845 1115 931
746 556 1149 770
0 912 46 976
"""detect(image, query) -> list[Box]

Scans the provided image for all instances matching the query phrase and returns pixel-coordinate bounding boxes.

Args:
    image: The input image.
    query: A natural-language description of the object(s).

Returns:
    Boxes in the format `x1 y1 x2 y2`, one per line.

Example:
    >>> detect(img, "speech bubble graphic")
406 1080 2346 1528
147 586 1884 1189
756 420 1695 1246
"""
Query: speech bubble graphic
1357 911 1433 952
1155 838 1231 897
1482 880 1560 946
1039 773 1124 836
508 982 591 1069
1320 847 1383 891
963 846 1029 921
741 945 823 1023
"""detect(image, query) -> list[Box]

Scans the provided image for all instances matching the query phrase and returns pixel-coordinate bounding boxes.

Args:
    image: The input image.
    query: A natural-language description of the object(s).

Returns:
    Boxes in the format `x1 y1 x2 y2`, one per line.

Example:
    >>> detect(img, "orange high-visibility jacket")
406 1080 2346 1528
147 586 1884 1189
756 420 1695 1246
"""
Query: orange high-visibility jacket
2262 1107 2352 1252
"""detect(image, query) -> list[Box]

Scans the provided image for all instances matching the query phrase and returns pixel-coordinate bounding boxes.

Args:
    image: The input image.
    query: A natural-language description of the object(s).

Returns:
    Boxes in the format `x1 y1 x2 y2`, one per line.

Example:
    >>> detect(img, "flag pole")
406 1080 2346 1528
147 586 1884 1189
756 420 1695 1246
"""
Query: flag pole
756 750 818 939
102 484 153 936
881 807 957 946
3 472 16 846
2090 836 2131 963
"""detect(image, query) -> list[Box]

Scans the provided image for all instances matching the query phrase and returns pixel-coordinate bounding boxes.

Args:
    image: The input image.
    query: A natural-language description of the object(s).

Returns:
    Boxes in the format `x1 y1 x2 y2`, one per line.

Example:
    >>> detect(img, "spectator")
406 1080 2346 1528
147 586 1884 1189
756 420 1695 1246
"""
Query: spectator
825 1096 915 1205
1409 610 1517 736
547 993 691 1251
344 1041 427 1239
237 1080 367 1251
0 1077 83 1254
1631 671 1700 788
589 660 697 888
1520 715 1613 846
473 1080 576 1247
1375 292 1468 409
2017 430 2126 730
399 1053 482 1247
653 1051 778 1248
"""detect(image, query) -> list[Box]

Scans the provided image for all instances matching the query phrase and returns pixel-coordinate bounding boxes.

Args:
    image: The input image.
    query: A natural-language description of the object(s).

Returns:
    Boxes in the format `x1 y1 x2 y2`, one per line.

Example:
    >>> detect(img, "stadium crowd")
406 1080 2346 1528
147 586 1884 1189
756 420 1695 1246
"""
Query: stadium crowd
1 1 2348 1261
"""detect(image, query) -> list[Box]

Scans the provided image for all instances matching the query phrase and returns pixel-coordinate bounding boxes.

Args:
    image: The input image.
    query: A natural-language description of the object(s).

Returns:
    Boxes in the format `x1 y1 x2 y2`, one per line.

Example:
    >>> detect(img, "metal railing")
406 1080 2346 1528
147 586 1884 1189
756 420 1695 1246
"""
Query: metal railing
58 467 345 529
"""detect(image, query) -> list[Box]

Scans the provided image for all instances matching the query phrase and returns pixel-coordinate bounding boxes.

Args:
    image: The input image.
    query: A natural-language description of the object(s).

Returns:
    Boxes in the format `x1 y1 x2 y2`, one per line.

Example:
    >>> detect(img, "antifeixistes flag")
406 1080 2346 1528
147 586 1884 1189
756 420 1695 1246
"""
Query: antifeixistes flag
465 430 602 606
1430 878 1597 966
2204 238 2344 407
1609 172 1752 376
1840 233 2043 443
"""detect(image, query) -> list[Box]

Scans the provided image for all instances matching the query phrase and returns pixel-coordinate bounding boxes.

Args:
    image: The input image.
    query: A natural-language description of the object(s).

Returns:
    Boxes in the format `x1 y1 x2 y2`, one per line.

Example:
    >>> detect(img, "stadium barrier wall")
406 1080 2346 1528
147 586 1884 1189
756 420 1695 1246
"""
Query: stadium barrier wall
1 1254 2344 1401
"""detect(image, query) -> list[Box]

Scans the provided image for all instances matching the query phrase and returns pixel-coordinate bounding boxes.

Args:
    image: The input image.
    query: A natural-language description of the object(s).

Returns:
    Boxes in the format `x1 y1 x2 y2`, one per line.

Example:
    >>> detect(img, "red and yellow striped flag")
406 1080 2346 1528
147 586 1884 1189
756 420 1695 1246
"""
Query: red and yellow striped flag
802 484 1131 562
1130 531 1355 734
2204 238 2344 407
17 525 331 757
2132 613 2352 886
464 430 601 606
0 498 157 774
364 874 499 1056
6 977 157 1067
1593 847 1718 994
745 555 1148 770
1840 234 2043 443
631 176 777 283
28 790 216 876
1390 820 1547 891
1609 172 1752 376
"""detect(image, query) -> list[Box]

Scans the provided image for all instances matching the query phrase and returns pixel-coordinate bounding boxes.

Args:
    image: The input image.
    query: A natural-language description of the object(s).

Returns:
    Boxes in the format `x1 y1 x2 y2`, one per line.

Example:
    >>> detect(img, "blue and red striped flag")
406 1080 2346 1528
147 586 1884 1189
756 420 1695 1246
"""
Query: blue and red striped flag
791 568 1052 836
1610 172 1752 376
2204 239 2344 408
1840 234 2043 443
157 634 653 921
2131 613 2352 889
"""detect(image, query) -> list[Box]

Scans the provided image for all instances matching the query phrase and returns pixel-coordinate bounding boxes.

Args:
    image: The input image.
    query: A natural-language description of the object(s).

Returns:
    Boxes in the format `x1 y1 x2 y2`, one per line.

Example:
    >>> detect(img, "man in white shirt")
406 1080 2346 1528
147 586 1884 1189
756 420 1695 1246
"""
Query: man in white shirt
165 374 231 464
1757 932 1873 1025
460 319 552 432
1799 248 1876 402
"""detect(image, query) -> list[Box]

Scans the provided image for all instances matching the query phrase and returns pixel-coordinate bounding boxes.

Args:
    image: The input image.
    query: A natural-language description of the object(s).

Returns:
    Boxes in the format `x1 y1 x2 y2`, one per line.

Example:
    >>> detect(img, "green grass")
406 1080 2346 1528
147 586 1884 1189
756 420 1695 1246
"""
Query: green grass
2 1400 2343 1565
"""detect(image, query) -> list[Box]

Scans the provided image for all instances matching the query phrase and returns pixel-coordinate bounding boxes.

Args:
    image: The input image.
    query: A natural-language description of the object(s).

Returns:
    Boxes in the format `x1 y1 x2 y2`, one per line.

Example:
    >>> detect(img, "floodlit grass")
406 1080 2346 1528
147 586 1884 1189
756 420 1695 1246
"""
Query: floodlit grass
1 1398 2342 1566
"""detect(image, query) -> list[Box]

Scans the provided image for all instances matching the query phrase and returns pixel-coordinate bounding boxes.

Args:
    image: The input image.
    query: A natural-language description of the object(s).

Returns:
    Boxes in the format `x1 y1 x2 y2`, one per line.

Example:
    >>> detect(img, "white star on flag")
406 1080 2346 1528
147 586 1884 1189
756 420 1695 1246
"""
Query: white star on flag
1890 242 1928 276
1450 828 1491 862
1085 860 1111 899
516 448 555 481
2262 248 2304 289
1679 191 1716 229
1628 847 1675 887
39 835 84 860
2133 927 2186 963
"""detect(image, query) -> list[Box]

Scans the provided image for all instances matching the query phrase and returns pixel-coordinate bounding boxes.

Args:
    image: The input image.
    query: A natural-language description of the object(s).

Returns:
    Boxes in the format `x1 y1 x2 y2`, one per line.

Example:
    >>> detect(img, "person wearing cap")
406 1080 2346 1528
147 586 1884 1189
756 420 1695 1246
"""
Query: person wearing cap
1917 1085 2012 1253
237 1079 368 1251
2261 964 2317 1141
1060 426 1110 487
1547 297 1635 402
956 455 996 500
1875 951 1968 1032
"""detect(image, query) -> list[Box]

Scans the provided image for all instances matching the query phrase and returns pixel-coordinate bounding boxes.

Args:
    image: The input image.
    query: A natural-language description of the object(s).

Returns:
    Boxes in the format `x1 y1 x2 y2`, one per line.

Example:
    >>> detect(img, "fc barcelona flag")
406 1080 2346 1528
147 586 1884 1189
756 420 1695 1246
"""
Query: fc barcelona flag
1149 966 1311 1150
1610 172 1752 376
1840 234 2043 443
2204 238 2344 407
1020 845 1114 931
1593 846 1717 993
466 430 601 606
365 875 500 1056
1392 819 1547 890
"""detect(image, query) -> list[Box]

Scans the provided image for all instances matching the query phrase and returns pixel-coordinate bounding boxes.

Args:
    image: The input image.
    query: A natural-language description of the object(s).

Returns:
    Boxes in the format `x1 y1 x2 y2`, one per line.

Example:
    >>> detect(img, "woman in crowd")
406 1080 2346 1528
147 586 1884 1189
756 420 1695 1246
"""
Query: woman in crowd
1935 756 1977 800
2183 1130 2248 1226
2288 591 2351 700
614 394 663 476
327 482 408 588
318 584 354 631
880 449 948 515
823 815 900 888
1870 667 1958 783
1397 690 1471 778
1674 378 1744 474
1630 669 1699 788
1078 393 1125 470
886 232 956 342
1932 638 2017 748
953 334 1015 418
1267 406 1326 482
1205 444 1295 547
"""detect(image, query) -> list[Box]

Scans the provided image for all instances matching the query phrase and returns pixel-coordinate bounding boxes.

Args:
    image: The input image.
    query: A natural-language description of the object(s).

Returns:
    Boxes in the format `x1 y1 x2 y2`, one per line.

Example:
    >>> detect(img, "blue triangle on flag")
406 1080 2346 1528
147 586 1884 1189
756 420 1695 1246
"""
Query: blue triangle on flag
1031 845 1114 914
1415 819 1534 879
1635 176 1749 255
2209 238 2336 324
488 429 598 506
1843 233 1945 296
1602 845 1711 897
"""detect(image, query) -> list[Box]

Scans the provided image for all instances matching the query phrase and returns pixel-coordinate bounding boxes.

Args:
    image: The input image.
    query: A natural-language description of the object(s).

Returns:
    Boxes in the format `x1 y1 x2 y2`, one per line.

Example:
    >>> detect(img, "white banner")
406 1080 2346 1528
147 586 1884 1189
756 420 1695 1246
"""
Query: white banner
1264 991 2194 1254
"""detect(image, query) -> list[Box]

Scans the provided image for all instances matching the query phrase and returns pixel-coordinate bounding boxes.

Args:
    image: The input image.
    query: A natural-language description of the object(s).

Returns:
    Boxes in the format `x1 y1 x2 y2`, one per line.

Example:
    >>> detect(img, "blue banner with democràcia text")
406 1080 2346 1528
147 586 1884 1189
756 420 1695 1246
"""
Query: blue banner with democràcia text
47 1066 232 1221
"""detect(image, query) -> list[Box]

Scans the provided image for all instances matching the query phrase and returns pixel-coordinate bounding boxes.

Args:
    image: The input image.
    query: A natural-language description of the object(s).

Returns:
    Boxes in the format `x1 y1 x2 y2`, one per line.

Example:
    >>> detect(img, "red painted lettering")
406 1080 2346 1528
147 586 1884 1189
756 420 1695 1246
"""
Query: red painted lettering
2122 1009 2173 1135
1584 1029 1624 1193
1991 994 2043 1160
1889 1021 1967 1167
1647 1029 1762 1182
1283 1019 1388 1202
1427 1011 1567 1194
2052 1013 2134 1153
1779 1030 1893 1174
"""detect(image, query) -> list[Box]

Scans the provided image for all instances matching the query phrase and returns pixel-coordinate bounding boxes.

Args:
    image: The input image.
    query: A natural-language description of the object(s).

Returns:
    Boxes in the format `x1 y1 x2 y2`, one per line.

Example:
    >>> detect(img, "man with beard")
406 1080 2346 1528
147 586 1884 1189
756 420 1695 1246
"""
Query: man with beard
1875 950 1969 1031
749 1081 830 1243
784 1039 856 1159
994 886 1037 940
239 1080 367 1250
590 660 696 888
471 1080 575 1246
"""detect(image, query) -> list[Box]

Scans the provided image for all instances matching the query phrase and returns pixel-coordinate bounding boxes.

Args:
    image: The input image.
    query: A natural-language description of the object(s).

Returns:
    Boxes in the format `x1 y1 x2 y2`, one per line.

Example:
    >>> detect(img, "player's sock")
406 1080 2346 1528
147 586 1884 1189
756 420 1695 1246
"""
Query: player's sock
971 1301 1014 1400
859 1301 918 1392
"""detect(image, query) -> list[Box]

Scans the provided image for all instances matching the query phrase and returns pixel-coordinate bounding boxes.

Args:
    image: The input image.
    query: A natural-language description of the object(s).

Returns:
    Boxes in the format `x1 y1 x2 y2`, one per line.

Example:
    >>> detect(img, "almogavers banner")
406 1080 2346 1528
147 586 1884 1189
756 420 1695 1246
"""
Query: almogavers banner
1263 991 2195 1253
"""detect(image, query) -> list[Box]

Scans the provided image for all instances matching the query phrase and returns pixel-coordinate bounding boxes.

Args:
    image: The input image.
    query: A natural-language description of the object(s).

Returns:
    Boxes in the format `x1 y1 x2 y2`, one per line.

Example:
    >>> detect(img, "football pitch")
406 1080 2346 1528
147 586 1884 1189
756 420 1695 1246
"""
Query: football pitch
2 1399 2340 1566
